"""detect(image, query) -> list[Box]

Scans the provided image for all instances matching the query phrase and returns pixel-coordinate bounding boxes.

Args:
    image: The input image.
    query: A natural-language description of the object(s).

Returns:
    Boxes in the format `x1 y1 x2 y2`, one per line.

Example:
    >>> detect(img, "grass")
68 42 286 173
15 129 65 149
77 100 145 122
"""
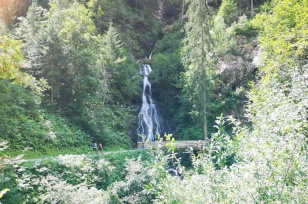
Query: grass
0 145 133 160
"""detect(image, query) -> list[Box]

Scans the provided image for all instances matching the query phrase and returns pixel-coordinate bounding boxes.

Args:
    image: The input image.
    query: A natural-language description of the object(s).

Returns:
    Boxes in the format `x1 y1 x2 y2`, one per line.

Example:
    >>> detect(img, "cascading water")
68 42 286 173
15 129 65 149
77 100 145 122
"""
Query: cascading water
137 63 161 141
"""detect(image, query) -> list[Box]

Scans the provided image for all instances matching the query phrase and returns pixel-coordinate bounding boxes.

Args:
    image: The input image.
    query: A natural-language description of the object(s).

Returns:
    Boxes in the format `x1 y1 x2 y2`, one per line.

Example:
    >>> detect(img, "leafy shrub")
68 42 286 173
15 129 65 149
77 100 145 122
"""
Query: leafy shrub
234 23 258 37
84 104 135 150
0 149 152 203
42 112 91 149
0 79 47 151
0 79 91 154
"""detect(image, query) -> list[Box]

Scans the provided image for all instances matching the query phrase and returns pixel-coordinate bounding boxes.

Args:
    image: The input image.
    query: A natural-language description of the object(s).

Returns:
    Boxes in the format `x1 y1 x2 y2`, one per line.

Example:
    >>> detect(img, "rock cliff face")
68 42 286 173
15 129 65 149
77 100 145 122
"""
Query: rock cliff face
217 35 260 84
154 0 182 26
154 0 167 21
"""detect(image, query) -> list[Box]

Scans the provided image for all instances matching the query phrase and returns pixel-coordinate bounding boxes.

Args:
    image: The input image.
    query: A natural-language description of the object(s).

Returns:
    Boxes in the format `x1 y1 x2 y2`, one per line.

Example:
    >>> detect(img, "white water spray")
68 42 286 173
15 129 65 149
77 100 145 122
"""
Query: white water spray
137 64 161 141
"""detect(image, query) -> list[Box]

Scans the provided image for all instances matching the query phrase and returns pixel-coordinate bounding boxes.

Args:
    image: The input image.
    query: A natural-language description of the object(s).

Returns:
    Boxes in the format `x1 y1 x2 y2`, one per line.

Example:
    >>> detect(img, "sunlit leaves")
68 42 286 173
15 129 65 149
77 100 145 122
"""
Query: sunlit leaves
252 0 308 74
0 35 24 82
0 35 48 98
218 0 237 25
0 188 9 199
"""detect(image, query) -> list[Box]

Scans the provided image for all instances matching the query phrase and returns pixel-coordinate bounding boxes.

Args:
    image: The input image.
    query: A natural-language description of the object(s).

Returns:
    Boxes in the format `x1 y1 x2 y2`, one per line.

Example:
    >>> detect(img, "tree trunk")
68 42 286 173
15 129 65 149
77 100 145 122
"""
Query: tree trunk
182 0 185 22
238 0 242 16
202 90 208 139
51 83 54 103
200 10 208 140
251 0 254 16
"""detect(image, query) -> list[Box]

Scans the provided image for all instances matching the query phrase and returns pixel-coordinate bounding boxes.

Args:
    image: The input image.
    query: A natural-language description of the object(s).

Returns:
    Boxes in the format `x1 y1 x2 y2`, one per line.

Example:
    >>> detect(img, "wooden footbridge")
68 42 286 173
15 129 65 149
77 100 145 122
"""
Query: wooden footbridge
137 140 208 150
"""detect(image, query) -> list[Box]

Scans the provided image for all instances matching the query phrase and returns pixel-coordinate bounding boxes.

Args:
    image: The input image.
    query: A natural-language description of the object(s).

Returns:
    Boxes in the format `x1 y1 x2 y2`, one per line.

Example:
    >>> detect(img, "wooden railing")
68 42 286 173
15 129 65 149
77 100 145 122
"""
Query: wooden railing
137 140 208 149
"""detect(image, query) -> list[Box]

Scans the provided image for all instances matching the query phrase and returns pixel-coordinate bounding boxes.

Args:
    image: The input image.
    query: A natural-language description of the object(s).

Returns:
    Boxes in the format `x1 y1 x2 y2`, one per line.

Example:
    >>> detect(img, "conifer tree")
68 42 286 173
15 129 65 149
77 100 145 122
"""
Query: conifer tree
14 0 46 74
101 25 140 104
182 0 214 140
182 0 235 140
218 0 237 25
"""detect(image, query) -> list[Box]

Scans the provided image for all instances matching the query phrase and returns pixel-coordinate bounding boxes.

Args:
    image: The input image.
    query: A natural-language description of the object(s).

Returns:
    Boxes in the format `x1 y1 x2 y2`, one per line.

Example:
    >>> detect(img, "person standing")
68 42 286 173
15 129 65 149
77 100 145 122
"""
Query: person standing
99 143 103 151
92 142 97 151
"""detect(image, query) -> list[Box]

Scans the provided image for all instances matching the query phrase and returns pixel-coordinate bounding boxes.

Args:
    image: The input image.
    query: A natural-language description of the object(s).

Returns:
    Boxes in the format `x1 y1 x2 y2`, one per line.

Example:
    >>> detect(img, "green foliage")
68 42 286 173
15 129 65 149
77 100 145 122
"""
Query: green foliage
85 105 135 149
0 150 152 203
101 25 141 104
234 22 258 37
14 0 47 73
210 115 237 168
0 34 48 97
218 0 237 25
181 0 236 139
153 23 183 54
42 112 92 149
151 50 183 123
181 0 213 139
252 0 308 71
259 1 274 12
44 1 103 111
0 79 47 151
87 0 163 57
153 18 237 140
1 0 307 203
13 0 140 150
0 79 91 153
211 15 236 55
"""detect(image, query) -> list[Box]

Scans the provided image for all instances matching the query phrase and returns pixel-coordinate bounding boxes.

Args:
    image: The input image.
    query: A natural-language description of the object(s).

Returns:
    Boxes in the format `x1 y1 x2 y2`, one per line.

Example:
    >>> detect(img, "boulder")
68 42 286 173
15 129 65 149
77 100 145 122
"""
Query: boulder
217 35 260 84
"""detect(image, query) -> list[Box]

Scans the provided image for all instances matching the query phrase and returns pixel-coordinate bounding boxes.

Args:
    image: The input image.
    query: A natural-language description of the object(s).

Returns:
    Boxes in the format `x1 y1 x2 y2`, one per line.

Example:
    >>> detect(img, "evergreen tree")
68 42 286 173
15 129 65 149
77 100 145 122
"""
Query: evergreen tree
218 0 237 25
182 0 215 140
14 0 47 75
101 25 140 104
182 0 236 140
21 1 104 112
13 0 139 148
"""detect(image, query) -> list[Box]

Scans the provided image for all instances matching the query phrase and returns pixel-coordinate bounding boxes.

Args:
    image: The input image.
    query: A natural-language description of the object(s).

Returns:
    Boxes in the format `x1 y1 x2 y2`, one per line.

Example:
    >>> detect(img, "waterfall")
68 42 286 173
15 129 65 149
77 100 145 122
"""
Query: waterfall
137 64 161 141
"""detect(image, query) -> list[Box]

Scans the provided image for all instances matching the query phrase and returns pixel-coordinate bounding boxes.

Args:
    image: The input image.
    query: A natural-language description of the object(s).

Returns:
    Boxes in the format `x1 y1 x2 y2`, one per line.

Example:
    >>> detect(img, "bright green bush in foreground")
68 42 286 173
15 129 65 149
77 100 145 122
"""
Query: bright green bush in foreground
0 150 153 203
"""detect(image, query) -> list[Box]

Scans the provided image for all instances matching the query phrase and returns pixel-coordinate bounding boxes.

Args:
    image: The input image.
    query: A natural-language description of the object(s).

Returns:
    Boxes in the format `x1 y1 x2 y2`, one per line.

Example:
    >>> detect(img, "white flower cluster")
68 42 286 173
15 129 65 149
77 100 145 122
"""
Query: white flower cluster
58 154 90 168
40 175 110 204
108 156 156 203
13 154 156 204
44 119 57 140
0 140 8 151
47 131 56 140
44 120 51 127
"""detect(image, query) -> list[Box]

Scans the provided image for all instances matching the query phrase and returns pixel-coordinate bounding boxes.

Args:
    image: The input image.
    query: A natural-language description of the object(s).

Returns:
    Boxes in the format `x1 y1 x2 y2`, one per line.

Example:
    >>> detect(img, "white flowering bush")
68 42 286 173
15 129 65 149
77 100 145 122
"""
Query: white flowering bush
58 154 92 169
152 63 307 204
155 104 307 204
108 155 157 203
0 141 9 202
39 175 111 203
0 150 153 203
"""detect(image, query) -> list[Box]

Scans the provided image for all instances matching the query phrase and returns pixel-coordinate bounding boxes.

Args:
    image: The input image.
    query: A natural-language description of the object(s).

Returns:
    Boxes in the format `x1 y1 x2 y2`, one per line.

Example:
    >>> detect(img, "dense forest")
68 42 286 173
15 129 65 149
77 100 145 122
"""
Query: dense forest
0 0 307 203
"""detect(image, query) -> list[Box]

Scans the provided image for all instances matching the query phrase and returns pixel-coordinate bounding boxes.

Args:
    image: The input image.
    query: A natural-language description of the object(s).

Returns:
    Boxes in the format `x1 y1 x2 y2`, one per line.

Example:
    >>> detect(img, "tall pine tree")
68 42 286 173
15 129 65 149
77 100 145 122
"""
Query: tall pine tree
181 0 215 140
